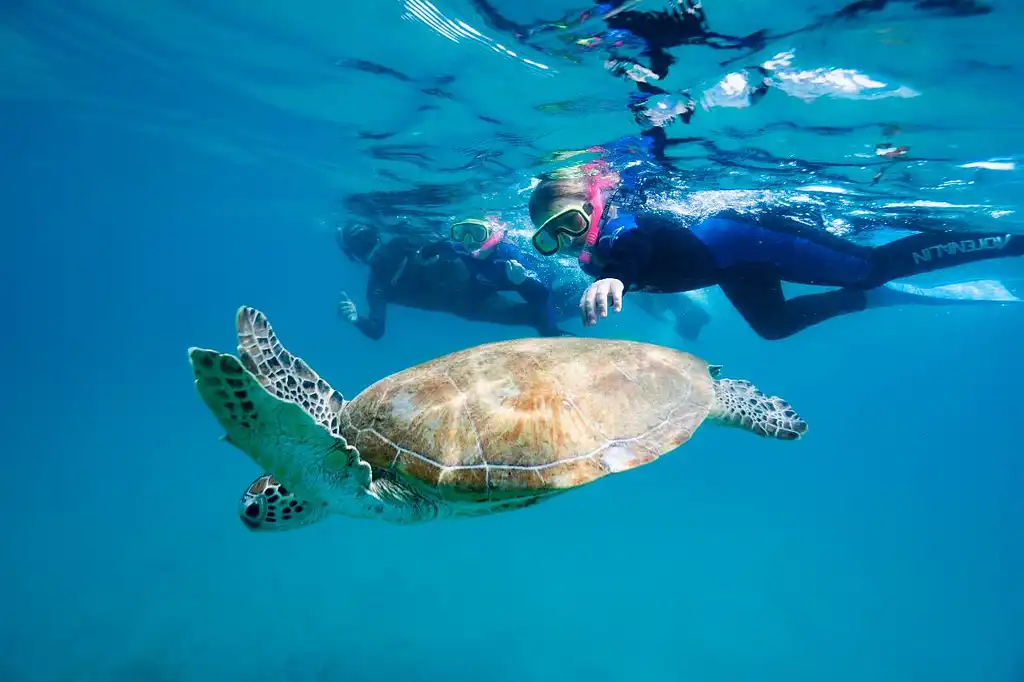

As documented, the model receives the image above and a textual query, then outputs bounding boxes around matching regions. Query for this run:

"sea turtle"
[189,306,807,529]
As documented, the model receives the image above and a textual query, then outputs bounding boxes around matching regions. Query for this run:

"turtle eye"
[244,502,260,519]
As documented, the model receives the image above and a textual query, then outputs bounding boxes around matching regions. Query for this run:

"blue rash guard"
[584,208,1022,340]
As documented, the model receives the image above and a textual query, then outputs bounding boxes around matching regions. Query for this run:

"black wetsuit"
[587,209,1023,340]
[352,236,564,340]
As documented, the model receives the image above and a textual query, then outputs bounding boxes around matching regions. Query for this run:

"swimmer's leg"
[721,266,1021,342]
[852,231,1024,307]
[871,231,1024,282]
[719,266,868,341]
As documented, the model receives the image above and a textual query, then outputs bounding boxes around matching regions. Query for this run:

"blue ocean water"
[3,1,1024,681]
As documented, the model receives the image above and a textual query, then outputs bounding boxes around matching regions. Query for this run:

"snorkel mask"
[451,216,506,259]
[531,160,619,265]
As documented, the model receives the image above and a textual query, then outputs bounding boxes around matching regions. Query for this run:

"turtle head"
[238,474,326,532]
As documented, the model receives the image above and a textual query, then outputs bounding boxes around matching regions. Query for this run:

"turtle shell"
[342,337,715,503]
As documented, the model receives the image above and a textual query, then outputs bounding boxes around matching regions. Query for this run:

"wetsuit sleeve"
[597,221,657,292]
[515,273,563,336]
[717,264,866,341]
[487,243,564,335]
[353,269,389,341]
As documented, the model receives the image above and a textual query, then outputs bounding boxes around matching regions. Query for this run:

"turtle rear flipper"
[708,378,808,441]
[188,346,371,505]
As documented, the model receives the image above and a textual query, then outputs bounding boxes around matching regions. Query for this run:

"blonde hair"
[528,175,589,228]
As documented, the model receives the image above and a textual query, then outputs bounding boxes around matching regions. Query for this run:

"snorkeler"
[526,172,1024,340]
[336,221,566,340]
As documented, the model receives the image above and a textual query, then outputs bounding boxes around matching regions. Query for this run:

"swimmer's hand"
[580,278,624,326]
[338,292,358,323]
[505,259,527,286]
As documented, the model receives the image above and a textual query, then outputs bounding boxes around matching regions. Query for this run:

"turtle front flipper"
[708,378,808,441]
[188,344,372,507]
[238,474,325,532]
[235,306,349,437]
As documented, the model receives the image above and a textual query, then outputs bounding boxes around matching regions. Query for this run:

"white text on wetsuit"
[912,235,1011,265]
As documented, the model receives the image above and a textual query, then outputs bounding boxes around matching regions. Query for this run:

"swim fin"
[870,279,1023,307]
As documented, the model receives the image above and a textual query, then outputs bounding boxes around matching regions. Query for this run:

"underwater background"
[4,1,1024,681]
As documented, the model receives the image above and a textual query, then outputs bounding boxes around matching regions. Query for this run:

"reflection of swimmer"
[526,0,767,128]
[527,173,1024,341]
[336,221,567,340]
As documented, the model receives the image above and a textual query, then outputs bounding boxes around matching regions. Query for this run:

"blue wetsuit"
[585,208,1023,339]
[420,239,564,336]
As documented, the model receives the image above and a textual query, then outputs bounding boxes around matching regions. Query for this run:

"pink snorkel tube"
[577,156,619,267]
[471,216,506,259]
